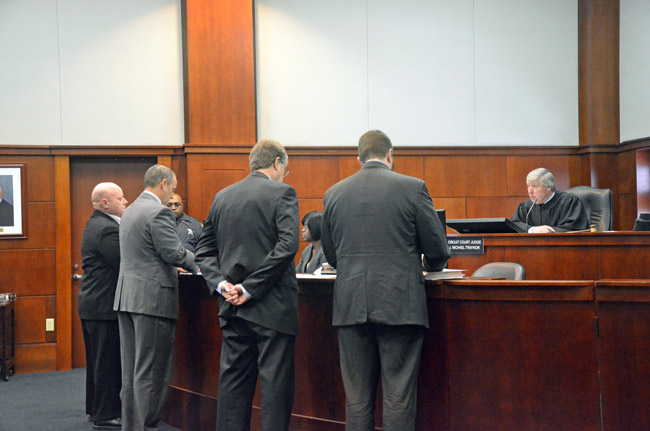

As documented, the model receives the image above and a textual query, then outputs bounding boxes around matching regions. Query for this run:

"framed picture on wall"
[0,164,26,238]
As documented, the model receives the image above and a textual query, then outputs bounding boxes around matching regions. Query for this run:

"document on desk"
[424,269,465,280]
[296,273,337,280]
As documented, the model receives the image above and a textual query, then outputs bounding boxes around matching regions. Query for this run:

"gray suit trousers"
[118,312,175,431]
[338,323,425,431]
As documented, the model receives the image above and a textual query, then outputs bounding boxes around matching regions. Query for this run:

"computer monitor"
[446,217,525,234]
[435,209,446,231]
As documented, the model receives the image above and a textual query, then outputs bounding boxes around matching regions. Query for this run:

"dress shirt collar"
[107,213,121,224]
[540,191,556,205]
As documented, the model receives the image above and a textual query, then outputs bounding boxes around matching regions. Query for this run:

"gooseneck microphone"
[525,197,538,232]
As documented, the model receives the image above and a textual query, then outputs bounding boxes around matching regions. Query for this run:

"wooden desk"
[165,276,610,431]
[448,231,650,279]
[596,279,650,431]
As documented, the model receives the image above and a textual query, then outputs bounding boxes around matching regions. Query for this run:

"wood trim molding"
[0,145,184,157]
[54,156,72,370]
[1,141,649,158]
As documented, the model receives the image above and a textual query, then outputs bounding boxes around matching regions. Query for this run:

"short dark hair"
[301,210,317,227]
[249,139,288,171]
[144,165,175,189]
[306,212,323,241]
[358,130,392,163]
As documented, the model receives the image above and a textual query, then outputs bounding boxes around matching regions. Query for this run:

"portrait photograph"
[0,164,25,237]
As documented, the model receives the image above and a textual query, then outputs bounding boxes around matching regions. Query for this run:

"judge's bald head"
[358,130,393,163]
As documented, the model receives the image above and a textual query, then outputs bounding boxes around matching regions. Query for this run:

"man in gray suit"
[321,130,451,431]
[195,139,300,431]
[113,165,198,431]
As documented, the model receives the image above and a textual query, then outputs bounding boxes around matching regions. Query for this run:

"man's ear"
[357,156,362,167]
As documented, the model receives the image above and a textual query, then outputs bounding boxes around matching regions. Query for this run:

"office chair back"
[566,186,613,231]
[471,262,526,280]
[633,213,650,231]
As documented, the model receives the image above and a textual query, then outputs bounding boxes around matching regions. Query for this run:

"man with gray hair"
[79,182,127,430]
[195,139,300,431]
[511,167,589,233]
[0,182,14,226]
[114,164,198,431]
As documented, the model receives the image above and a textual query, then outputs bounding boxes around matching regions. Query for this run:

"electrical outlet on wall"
[46,318,55,332]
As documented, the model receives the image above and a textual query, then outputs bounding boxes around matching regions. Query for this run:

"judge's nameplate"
[447,237,484,255]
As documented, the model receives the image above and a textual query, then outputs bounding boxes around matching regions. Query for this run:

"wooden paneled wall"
[185,145,641,262]
[0,142,644,375]
[1,0,644,375]
[0,154,57,372]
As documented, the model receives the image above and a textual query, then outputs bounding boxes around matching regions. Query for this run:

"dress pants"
[118,311,175,431]
[216,317,295,431]
[337,323,425,431]
[81,319,122,422]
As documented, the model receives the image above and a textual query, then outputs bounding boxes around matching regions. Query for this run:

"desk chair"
[471,262,526,280]
[566,186,613,231]
[633,213,650,231]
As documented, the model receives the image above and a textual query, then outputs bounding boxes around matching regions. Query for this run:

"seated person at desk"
[296,211,327,273]
[166,193,203,252]
[511,167,589,233]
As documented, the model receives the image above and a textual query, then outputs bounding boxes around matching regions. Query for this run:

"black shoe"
[93,418,121,430]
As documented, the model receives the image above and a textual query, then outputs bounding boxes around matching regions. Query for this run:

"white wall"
[255,0,578,147]
[620,0,650,143]
[0,0,184,146]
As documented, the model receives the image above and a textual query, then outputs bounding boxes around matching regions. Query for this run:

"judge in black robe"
[510,167,589,233]
[512,191,589,232]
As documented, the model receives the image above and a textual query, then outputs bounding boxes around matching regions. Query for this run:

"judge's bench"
[164,231,650,431]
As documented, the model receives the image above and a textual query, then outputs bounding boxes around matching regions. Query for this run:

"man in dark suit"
[79,182,128,430]
[321,130,451,431]
[195,139,300,431]
[0,183,14,226]
[113,165,198,431]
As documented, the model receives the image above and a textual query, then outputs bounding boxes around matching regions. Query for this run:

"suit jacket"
[0,199,14,226]
[321,162,451,328]
[296,244,327,273]
[79,210,121,320]
[113,192,197,320]
[195,171,300,336]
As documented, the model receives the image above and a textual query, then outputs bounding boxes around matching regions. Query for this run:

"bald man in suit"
[114,165,198,431]
[79,182,127,430]
[322,130,451,431]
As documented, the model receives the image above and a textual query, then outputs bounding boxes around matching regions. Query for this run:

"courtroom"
[1,1,650,431]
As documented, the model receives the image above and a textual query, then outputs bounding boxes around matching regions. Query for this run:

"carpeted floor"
[0,368,179,431]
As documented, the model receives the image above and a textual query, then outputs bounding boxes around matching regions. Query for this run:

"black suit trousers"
[217,317,295,431]
[81,319,122,422]
[337,323,425,431]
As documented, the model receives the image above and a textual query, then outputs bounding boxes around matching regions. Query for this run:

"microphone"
[525,197,538,232]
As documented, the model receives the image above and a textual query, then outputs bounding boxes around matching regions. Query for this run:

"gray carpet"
[0,368,180,431]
